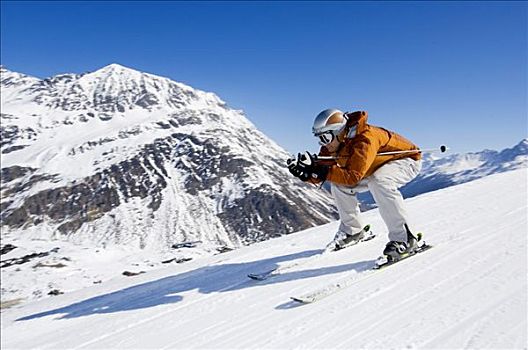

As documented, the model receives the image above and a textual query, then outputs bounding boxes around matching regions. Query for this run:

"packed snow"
[2,168,526,349]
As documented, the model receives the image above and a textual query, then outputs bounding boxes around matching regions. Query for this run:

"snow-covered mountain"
[402,138,528,198]
[0,64,336,251]
[1,63,525,253]
[355,139,528,207]
[2,169,526,349]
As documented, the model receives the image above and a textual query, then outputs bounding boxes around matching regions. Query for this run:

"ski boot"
[374,225,431,269]
[380,225,423,262]
[325,225,373,252]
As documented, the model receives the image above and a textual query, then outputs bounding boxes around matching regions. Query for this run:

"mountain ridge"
[1,64,337,251]
[401,138,528,199]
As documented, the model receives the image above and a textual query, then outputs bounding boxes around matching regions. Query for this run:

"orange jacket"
[312,111,421,187]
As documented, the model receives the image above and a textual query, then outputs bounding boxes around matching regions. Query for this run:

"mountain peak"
[0,66,27,77]
[96,63,139,75]
[103,63,131,70]
[85,63,146,82]
[501,138,528,154]
[0,66,40,89]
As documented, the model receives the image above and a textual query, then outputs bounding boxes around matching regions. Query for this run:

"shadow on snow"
[17,249,375,321]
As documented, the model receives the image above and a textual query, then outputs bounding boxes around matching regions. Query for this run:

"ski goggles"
[316,124,357,146]
[317,131,335,146]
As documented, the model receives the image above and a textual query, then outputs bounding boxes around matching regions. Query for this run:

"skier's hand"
[287,152,328,181]
[297,151,329,181]
[287,155,310,181]
[296,151,316,171]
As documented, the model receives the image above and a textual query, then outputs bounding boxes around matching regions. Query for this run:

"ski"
[290,243,433,304]
[248,226,375,281]
[374,243,432,269]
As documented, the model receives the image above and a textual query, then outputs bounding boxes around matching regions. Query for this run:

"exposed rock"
[216,247,234,254]
[47,289,64,296]
[33,262,67,268]
[122,271,145,277]
[0,244,17,255]
[161,257,193,264]
[171,241,201,249]
[1,251,51,268]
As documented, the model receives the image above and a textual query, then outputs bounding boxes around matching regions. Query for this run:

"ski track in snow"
[1,169,527,349]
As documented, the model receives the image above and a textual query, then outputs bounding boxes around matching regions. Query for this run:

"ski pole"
[316,145,448,161]
[377,145,448,156]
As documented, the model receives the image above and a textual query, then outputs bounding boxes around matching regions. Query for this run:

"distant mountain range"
[356,139,527,208]
[402,139,527,198]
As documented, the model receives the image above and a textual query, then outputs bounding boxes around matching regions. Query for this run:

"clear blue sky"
[2,1,526,154]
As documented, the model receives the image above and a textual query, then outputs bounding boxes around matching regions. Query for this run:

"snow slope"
[1,169,527,349]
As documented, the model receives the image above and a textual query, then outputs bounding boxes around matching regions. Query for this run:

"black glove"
[287,152,329,182]
[287,157,307,180]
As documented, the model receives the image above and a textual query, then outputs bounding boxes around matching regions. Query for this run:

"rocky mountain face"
[0,64,337,251]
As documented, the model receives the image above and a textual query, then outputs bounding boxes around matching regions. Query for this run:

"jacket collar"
[345,111,368,135]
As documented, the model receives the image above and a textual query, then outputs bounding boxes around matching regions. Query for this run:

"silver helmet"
[312,109,347,145]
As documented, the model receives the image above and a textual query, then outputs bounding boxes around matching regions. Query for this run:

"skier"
[288,109,422,260]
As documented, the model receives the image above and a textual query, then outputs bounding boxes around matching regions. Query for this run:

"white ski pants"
[331,158,422,242]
